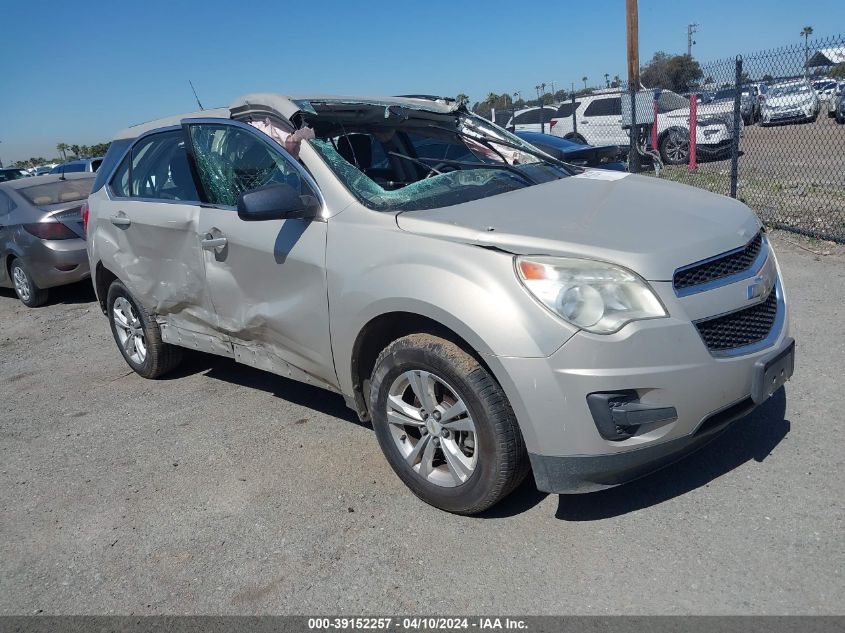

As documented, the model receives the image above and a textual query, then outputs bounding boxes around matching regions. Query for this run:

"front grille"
[695,289,778,352]
[674,231,763,292]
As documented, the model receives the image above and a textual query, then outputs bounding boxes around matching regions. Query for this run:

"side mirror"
[236,183,320,221]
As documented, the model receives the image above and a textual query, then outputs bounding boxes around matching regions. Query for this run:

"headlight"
[515,256,667,334]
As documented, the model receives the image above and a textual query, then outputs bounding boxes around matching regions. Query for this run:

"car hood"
[395,172,760,281]
[666,102,733,118]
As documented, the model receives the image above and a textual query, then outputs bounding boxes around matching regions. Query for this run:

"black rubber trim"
[530,398,759,494]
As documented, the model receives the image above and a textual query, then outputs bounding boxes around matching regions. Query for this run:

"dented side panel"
[94,197,219,334]
[196,207,337,389]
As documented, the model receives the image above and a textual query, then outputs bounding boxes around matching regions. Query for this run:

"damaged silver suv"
[86,93,793,514]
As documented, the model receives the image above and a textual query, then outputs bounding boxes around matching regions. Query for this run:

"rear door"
[184,120,336,389]
[100,129,217,334]
[579,97,626,145]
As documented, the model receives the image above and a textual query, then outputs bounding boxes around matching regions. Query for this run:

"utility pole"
[627,0,641,172]
[687,23,698,57]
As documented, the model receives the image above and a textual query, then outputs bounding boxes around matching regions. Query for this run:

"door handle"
[201,236,228,250]
[110,214,131,227]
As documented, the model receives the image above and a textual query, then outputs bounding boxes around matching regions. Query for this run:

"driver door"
[184,120,337,389]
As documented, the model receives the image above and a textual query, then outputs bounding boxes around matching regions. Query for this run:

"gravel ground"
[658,115,845,241]
[1,233,843,615]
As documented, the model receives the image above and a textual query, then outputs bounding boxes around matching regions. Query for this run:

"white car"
[812,79,838,105]
[506,106,560,134]
[760,81,820,126]
[507,90,738,165]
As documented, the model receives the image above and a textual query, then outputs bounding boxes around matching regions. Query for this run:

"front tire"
[659,129,690,165]
[369,334,529,514]
[106,280,182,379]
[10,258,48,307]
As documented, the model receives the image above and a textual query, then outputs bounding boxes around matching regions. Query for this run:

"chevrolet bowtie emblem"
[747,273,774,300]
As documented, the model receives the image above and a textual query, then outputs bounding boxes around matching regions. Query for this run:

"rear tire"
[10,258,48,308]
[564,133,588,145]
[106,280,182,379]
[369,334,529,515]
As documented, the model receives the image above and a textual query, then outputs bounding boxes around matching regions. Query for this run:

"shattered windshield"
[301,103,570,212]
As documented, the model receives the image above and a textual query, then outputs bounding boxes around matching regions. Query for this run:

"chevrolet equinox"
[85,93,794,514]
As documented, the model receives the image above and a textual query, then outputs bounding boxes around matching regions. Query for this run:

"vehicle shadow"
[482,388,789,520]
[553,388,789,521]
[160,350,790,520]
[0,280,96,306]
[168,352,364,426]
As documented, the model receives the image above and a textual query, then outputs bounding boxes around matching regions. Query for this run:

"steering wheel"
[424,162,457,179]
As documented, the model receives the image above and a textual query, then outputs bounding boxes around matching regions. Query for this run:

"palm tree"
[604,73,610,88]
[613,74,621,89]
[69,144,80,158]
[455,93,469,107]
[801,26,813,76]
[56,143,68,161]
[581,76,588,91]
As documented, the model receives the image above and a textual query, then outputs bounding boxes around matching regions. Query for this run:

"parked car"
[33,166,54,176]
[87,93,793,514]
[505,106,559,134]
[834,90,845,124]
[512,90,739,165]
[812,79,839,113]
[760,81,820,125]
[0,168,30,183]
[514,131,626,170]
[708,85,762,124]
[50,157,104,175]
[0,173,93,306]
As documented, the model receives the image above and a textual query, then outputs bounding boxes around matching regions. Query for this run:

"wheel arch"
[93,261,118,313]
[349,310,500,423]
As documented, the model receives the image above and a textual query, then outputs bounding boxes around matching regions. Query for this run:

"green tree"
[69,144,81,158]
[581,76,588,91]
[801,26,813,75]
[641,52,703,92]
[829,63,845,78]
[455,93,469,107]
[56,143,68,161]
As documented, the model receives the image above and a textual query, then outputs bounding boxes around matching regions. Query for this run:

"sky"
[1,0,843,163]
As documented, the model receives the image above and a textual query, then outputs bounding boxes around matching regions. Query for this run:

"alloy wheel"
[386,369,479,487]
[12,265,31,303]
[664,133,689,163]
[112,296,147,365]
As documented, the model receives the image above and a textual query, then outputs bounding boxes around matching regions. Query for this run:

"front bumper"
[485,253,791,494]
[762,109,815,124]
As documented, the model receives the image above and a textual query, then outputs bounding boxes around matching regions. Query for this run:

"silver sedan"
[0,173,93,307]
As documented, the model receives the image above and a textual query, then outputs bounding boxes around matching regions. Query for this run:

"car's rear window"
[18,178,94,206]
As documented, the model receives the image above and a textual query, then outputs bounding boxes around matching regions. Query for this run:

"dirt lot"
[1,233,844,615]
[659,113,845,241]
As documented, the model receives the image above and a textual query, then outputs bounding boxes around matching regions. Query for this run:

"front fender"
[327,206,576,395]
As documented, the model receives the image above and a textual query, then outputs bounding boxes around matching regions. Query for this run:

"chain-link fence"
[501,35,844,242]
[649,35,845,243]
